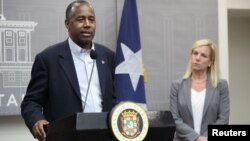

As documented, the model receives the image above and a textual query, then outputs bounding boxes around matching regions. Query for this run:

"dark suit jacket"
[170,77,230,141]
[21,39,116,131]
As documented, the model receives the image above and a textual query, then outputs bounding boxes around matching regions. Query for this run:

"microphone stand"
[82,50,97,112]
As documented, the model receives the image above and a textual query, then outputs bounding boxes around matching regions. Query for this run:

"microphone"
[90,49,98,59]
[82,49,98,112]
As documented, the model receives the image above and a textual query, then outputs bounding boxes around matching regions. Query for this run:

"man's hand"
[32,119,49,141]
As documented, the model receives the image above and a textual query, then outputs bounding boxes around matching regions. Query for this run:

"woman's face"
[191,45,212,72]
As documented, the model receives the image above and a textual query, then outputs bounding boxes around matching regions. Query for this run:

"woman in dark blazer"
[170,39,230,141]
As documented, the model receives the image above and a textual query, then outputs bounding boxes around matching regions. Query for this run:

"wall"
[217,0,250,124]
[226,0,250,124]
[134,0,218,110]
[228,14,250,124]
[0,116,35,141]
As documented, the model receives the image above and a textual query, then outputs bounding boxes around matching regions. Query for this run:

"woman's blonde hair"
[183,39,219,87]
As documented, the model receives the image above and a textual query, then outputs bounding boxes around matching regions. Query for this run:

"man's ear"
[65,20,69,30]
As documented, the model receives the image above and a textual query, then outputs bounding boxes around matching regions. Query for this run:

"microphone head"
[90,49,98,59]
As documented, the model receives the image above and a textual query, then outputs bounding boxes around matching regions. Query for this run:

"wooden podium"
[45,111,175,141]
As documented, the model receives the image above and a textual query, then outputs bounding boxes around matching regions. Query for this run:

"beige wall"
[0,116,35,141]
[219,0,250,124]
[228,0,250,9]
[218,0,229,80]
[228,14,250,124]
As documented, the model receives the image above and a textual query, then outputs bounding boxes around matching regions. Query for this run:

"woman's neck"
[191,72,207,83]
[191,72,207,92]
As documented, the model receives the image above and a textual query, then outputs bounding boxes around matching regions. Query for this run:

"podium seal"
[110,101,149,141]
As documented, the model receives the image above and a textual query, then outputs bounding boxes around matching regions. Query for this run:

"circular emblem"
[110,101,149,141]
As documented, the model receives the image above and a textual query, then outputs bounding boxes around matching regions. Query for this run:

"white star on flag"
[115,42,143,91]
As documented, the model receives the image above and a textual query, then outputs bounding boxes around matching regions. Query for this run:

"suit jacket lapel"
[58,40,81,99]
[94,44,106,96]
[203,78,215,116]
[183,78,193,118]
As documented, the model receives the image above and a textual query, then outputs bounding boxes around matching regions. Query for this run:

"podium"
[45,111,175,141]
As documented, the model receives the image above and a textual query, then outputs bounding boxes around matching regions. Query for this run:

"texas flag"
[114,0,147,109]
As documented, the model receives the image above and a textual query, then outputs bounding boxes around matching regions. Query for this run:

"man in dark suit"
[21,1,116,141]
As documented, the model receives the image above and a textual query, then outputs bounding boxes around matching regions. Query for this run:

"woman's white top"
[191,88,206,134]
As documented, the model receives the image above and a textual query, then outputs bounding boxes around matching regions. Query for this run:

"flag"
[114,0,147,109]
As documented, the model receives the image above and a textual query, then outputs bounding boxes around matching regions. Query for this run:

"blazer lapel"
[94,45,107,96]
[202,78,215,116]
[183,78,193,118]
[58,41,81,99]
